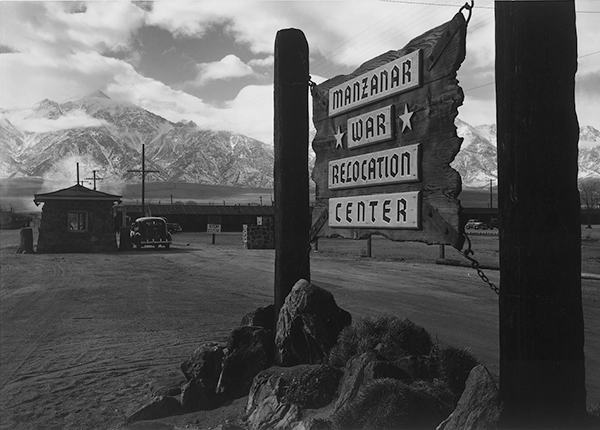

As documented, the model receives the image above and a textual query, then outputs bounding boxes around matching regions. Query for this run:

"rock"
[217,326,274,399]
[246,364,342,425]
[180,343,224,382]
[291,417,332,430]
[126,396,182,424]
[246,395,301,430]
[181,378,223,412]
[438,364,502,430]
[242,304,275,331]
[334,351,410,412]
[275,280,351,366]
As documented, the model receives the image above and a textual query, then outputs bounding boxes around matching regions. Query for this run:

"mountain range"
[1,92,599,190]
[0,91,273,188]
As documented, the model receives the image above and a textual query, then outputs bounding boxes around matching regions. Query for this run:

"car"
[167,222,182,233]
[465,219,485,230]
[130,217,172,249]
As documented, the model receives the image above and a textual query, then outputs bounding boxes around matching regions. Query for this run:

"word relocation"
[329,144,421,190]
[329,191,421,229]
[329,49,422,116]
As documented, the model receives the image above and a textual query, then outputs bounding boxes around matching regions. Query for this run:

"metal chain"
[458,233,500,295]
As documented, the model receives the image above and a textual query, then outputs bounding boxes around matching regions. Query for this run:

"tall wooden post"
[273,28,311,319]
[496,1,586,427]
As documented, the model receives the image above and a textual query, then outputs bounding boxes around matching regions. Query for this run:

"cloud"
[189,54,256,87]
[9,109,110,133]
[248,56,274,68]
[0,2,145,56]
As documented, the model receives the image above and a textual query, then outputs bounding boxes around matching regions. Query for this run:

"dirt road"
[1,231,599,429]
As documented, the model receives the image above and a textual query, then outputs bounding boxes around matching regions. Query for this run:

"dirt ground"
[1,229,599,430]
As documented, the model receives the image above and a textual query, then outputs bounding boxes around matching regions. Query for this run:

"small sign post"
[207,216,222,245]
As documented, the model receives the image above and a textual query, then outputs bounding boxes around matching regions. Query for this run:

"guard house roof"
[123,204,274,216]
[34,184,122,205]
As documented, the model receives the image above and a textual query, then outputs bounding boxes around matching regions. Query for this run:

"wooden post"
[438,244,445,260]
[496,1,586,427]
[366,236,372,258]
[274,28,311,319]
[212,233,216,245]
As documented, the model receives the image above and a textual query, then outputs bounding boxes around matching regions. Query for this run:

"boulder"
[246,364,342,430]
[180,343,224,382]
[217,326,274,399]
[246,395,300,430]
[334,351,410,412]
[291,418,332,430]
[275,280,351,366]
[126,396,182,424]
[438,364,502,430]
[181,378,223,412]
[242,305,275,330]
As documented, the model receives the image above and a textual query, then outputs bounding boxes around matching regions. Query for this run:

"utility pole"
[85,170,104,190]
[273,28,311,322]
[127,144,159,217]
[496,1,586,428]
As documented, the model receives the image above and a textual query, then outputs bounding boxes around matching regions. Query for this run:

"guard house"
[34,184,122,253]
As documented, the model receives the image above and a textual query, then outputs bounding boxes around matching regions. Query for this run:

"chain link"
[458,233,500,295]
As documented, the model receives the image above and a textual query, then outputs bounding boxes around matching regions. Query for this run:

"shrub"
[432,345,479,400]
[331,378,453,430]
[327,315,433,368]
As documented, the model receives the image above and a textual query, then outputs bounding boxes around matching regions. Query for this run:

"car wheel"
[165,244,170,249]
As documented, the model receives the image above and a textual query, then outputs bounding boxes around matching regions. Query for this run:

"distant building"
[34,184,122,253]
[120,203,275,232]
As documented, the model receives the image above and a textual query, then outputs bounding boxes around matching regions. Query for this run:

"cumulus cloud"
[189,54,256,87]
[9,109,109,133]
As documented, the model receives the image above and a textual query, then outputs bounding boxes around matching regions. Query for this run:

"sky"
[0,0,599,145]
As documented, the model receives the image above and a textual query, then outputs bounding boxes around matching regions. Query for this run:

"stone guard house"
[34,184,122,253]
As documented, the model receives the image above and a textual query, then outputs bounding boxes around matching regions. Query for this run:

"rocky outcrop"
[246,365,343,430]
[437,365,502,430]
[334,351,410,412]
[275,280,351,366]
[217,326,274,399]
[241,304,275,331]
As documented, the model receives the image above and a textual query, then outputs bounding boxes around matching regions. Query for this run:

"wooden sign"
[329,144,420,190]
[311,12,467,248]
[329,50,421,116]
[207,224,221,234]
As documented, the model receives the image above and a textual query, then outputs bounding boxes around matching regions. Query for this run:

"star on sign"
[334,126,345,149]
[399,104,414,132]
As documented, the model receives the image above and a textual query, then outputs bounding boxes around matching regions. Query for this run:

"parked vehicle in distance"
[167,223,182,233]
[465,219,485,230]
[130,217,172,249]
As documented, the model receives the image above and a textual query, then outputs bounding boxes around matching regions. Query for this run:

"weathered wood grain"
[311,13,467,248]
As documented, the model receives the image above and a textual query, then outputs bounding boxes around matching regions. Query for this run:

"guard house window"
[68,211,88,231]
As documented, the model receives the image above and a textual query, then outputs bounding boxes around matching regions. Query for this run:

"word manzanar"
[328,49,422,116]
[329,191,421,229]
[329,144,420,190]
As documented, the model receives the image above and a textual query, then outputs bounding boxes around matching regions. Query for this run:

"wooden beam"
[273,28,311,320]
[495,1,586,427]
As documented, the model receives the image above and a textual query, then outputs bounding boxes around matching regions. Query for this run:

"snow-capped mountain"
[452,119,600,188]
[0,92,274,188]
[0,93,598,189]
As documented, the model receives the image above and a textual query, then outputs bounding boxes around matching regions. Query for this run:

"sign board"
[311,12,467,248]
[207,224,221,234]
